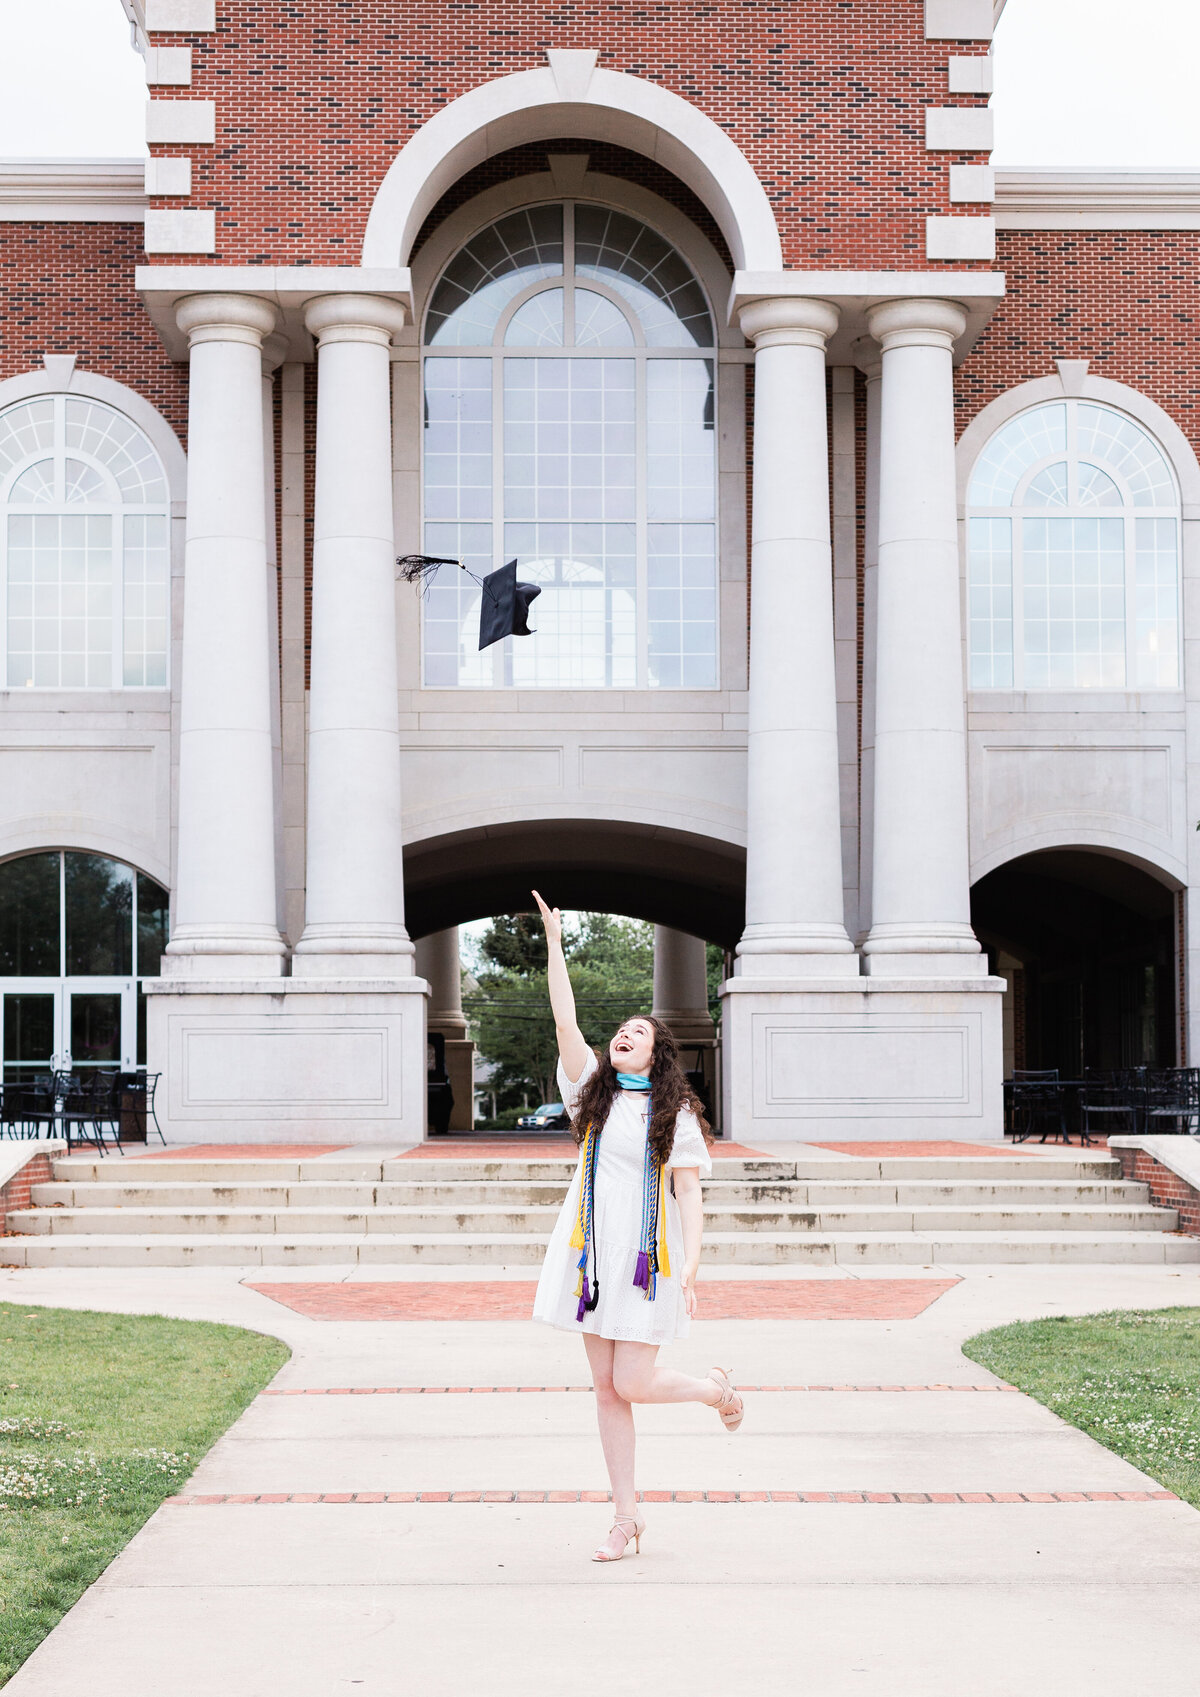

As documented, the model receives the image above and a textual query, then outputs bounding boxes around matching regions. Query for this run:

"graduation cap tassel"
[395,553,461,587]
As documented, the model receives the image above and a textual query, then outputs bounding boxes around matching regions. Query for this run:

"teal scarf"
[616,1072,651,1091]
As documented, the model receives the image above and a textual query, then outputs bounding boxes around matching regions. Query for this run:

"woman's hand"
[681,1265,699,1319]
[532,889,563,950]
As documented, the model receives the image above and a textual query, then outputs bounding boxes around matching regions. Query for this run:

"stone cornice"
[0,159,146,222]
[995,170,1200,230]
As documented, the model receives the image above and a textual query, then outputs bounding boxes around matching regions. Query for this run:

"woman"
[530,890,745,1563]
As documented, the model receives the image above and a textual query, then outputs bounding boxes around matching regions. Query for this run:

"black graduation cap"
[477,558,541,651]
[396,553,541,652]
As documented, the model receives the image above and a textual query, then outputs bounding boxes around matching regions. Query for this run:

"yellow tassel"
[569,1126,590,1249]
[657,1165,671,1278]
[574,1269,584,1298]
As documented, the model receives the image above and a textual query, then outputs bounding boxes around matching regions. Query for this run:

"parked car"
[516,1101,570,1130]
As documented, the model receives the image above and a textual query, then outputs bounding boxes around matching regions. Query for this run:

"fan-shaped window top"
[967,397,1181,690]
[0,395,171,689]
[422,201,719,690]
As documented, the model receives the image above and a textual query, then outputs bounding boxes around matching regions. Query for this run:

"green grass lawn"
[0,1302,289,1685]
[964,1307,1200,1507]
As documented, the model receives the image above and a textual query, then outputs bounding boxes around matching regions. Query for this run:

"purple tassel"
[576,1294,587,1323]
[633,1251,650,1291]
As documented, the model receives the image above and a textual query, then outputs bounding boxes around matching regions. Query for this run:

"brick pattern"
[259,1382,1017,1394]
[0,223,188,440]
[956,231,1200,468]
[246,1277,959,1321]
[1112,1146,1200,1236]
[145,2,992,270]
[0,1149,54,1236]
[164,1488,1178,1505]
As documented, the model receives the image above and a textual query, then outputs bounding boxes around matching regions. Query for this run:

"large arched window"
[421,202,718,688]
[0,396,170,689]
[967,399,1180,689]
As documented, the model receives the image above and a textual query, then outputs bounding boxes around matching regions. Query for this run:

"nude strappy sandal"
[592,1514,646,1561]
[708,1366,745,1432]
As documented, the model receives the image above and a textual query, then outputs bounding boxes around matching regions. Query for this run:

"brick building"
[0,0,1195,1141]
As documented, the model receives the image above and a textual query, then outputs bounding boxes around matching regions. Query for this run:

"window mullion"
[112,506,124,688]
[492,351,506,686]
[635,354,648,690]
[1124,509,1136,690]
[1011,507,1025,690]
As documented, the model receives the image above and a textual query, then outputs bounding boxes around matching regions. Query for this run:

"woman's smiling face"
[609,1017,655,1077]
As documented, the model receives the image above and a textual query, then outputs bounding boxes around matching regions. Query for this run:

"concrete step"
[0,1229,1195,1268]
[7,1201,1178,1237]
[50,1152,1122,1185]
[31,1176,1151,1209]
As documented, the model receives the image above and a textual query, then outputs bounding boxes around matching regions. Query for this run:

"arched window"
[422,203,718,688]
[0,396,170,689]
[0,850,169,1075]
[967,398,1180,689]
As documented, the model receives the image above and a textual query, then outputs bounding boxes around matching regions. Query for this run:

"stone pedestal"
[720,974,1005,1141]
[145,977,430,1143]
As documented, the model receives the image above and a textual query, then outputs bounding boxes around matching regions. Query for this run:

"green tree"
[465,910,658,1112]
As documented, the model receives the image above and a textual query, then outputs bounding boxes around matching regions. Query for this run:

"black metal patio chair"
[1080,1067,1145,1145]
[1141,1068,1200,1136]
[1007,1070,1070,1144]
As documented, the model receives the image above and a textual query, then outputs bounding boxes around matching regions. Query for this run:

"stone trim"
[995,171,1200,230]
[925,0,995,39]
[0,160,145,222]
[1110,1136,1200,1235]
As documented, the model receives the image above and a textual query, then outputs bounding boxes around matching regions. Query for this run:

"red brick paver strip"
[260,1380,1012,1395]
[161,1490,1179,1506]
[246,1277,959,1322]
[394,1140,767,1160]
[812,1141,1024,1157]
[130,1144,347,1159]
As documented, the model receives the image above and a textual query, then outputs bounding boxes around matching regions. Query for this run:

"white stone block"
[145,99,215,145]
[925,0,994,39]
[144,157,193,196]
[145,45,193,84]
[145,0,216,30]
[143,208,216,254]
[925,107,995,151]
[925,216,997,259]
[949,164,996,203]
[948,53,994,93]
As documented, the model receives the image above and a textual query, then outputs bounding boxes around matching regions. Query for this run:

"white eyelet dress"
[532,1051,712,1345]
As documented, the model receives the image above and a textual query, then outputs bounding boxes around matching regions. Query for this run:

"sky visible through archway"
[0,1,1196,168]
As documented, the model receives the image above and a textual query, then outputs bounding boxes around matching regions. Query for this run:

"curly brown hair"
[570,1015,712,1165]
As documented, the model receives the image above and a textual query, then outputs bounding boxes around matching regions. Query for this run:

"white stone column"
[856,352,882,942]
[735,297,856,975]
[261,337,287,943]
[652,926,715,1044]
[415,926,475,1132]
[863,299,982,973]
[165,293,286,975]
[292,293,414,975]
[415,927,468,1037]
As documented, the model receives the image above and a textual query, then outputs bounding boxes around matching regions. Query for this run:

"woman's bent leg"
[583,1333,638,1519]
[611,1339,723,1407]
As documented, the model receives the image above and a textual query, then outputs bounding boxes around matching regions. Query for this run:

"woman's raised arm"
[532,890,590,1084]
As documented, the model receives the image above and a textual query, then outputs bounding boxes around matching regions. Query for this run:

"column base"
[145,976,430,1143]
[163,929,287,979]
[863,951,990,978]
[292,926,416,978]
[720,973,1004,1142]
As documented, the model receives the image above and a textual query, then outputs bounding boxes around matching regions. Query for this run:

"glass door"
[2,986,61,1083]
[67,981,135,1074]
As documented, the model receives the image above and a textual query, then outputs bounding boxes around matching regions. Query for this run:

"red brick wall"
[1113,1146,1200,1236]
[0,1149,54,1236]
[956,230,1200,467]
[0,222,189,443]
[147,1,992,270]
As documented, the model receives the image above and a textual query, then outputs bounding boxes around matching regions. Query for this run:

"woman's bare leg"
[611,1339,723,1406]
[583,1333,640,1554]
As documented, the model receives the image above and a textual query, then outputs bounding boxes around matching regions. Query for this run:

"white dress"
[532,1051,712,1345]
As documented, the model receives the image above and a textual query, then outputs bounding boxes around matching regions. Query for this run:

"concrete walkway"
[4,1257,1200,1694]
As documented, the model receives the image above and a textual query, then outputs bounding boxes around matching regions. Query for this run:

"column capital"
[866,297,968,353]
[261,331,290,375]
[303,292,408,347]
[738,295,840,351]
[850,336,882,382]
[175,291,279,348]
